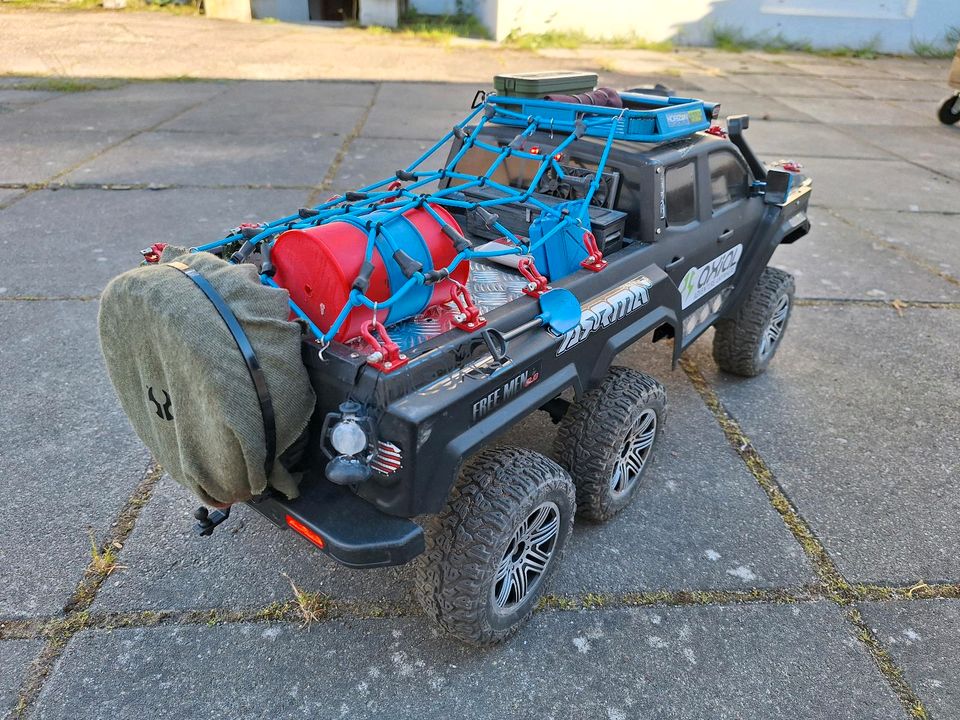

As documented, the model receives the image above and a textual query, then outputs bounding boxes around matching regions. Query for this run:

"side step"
[247,473,425,569]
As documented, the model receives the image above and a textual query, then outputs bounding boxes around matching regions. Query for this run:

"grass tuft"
[910,26,960,58]
[88,533,124,577]
[360,10,490,43]
[283,574,329,628]
[709,24,882,58]
[12,77,127,93]
[503,30,672,52]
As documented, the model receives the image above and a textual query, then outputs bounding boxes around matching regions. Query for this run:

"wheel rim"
[758,293,790,360]
[492,501,560,610]
[610,408,658,496]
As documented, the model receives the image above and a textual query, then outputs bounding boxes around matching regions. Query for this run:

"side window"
[709,151,749,210]
[664,162,697,226]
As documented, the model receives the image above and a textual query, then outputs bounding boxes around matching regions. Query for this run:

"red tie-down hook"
[449,280,487,332]
[360,318,409,372]
[517,257,550,298]
[140,242,168,264]
[580,231,608,272]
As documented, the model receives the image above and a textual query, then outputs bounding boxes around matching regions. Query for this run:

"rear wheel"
[415,446,575,646]
[938,94,960,125]
[713,266,795,377]
[555,367,666,522]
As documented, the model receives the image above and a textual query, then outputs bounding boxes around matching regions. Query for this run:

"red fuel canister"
[271,204,469,342]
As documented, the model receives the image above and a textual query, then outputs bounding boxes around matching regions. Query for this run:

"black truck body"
[245,115,812,569]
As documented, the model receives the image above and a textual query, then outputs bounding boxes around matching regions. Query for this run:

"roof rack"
[486,92,717,143]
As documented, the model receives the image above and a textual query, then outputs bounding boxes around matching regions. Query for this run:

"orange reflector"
[285,514,325,549]
[529,145,540,154]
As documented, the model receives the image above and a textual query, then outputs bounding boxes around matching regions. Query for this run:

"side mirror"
[764,169,794,204]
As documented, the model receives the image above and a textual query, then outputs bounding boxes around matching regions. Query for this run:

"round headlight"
[330,420,368,457]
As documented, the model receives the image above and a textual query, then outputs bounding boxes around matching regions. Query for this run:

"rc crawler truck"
[99,72,812,645]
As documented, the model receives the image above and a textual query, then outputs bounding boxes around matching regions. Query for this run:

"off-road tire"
[713,266,795,377]
[415,446,576,646]
[554,367,666,522]
[938,94,960,125]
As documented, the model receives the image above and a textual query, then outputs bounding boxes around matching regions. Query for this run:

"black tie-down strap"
[167,261,277,478]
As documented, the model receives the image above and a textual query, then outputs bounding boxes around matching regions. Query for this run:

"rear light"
[529,145,541,155]
[370,440,403,475]
[286,514,325,549]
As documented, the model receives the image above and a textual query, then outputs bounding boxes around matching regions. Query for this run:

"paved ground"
[1,21,959,720]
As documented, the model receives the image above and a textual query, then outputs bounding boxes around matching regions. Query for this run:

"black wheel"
[713,266,795,377]
[554,367,666,522]
[415,446,575,645]
[938,94,960,125]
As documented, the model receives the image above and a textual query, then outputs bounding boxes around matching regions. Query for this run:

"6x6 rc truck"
[99,73,812,645]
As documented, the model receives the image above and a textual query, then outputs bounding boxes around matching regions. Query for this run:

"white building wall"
[435,0,960,54]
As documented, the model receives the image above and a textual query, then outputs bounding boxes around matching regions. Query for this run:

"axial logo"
[557,275,653,355]
[471,361,542,423]
[679,244,742,309]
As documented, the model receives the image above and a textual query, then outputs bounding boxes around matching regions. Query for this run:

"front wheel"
[938,94,960,125]
[713,266,795,377]
[415,446,576,646]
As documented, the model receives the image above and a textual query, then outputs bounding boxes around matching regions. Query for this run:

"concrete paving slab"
[796,157,960,212]
[546,341,812,593]
[779,61,897,80]
[774,96,930,126]
[770,207,960,302]
[333,137,449,191]
[867,57,953,82]
[0,301,151,618]
[0,189,24,207]
[744,120,892,160]
[0,131,126,185]
[0,89,60,106]
[0,86,219,135]
[834,78,948,102]
[362,105,470,140]
[830,124,960,181]
[673,73,764,96]
[1,640,40,716]
[711,92,818,122]
[62,131,340,187]
[681,52,808,78]
[0,187,308,297]
[831,208,960,278]
[375,82,488,110]
[158,82,371,136]
[717,73,864,99]
[33,604,903,720]
[862,600,960,719]
[690,305,960,584]
[91,475,413,613]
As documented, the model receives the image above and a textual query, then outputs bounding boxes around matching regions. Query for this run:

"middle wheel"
[555,366,666,521]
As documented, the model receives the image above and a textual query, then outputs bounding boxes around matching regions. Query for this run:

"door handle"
[664,256,685,270]
[718,229,734,242]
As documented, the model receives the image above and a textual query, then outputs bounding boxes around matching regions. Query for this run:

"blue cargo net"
[189,93,708,347]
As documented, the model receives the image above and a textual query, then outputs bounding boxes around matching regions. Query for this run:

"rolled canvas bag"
[98,249,315,507]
